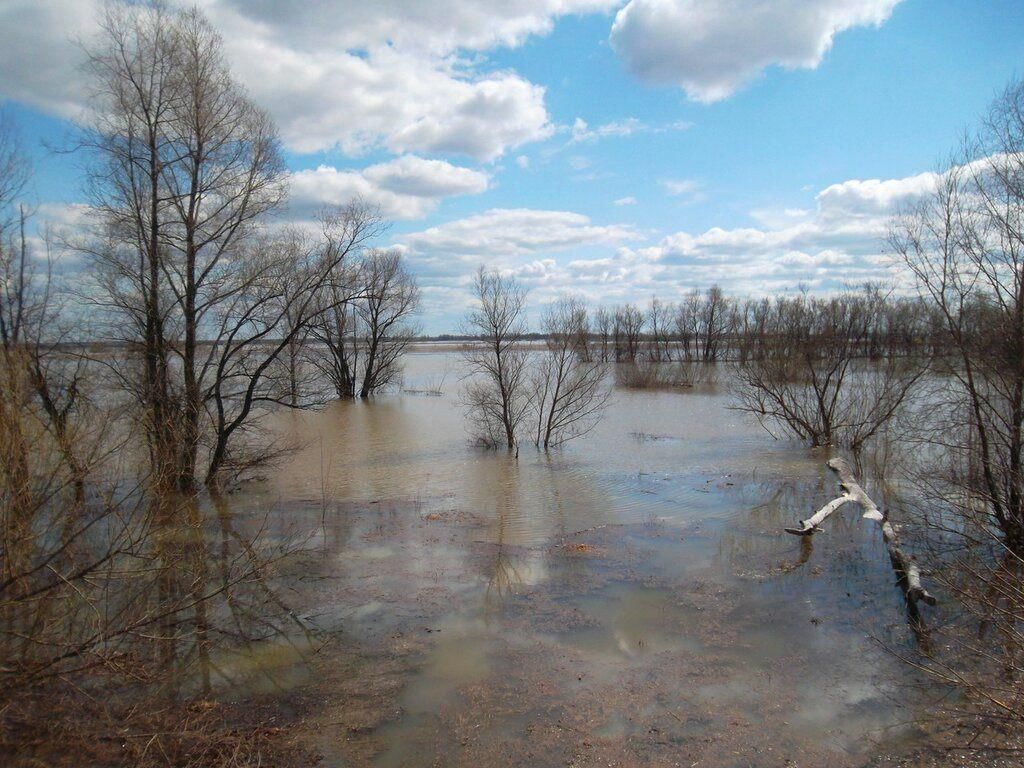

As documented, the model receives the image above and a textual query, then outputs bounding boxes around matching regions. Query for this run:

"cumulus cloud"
[399,208,638,262]
[610,0,903,102]
[235,46,552,160]
[0,1,100,118]
[0,0,619,159]
[203,0,617,56]
[288,156,489,220]
[390,165,942,322]
[567,166,938,297]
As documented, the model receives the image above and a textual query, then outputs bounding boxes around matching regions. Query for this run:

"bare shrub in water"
[356,248,420,398]
[462,267,531,450]
[732,288,927,451]
[530,297,609,449]
[308,244,420,401]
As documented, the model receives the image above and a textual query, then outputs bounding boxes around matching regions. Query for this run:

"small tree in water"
[462,267,531,450]
[731,288,927,452]
[531,297,609,449]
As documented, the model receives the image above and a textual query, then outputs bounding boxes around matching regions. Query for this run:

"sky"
[1,0,1022,333]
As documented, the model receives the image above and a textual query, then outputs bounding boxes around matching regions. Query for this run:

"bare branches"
[462,267,531,450]
[731,288,928,451]
[356,249,419,398]
[891,77,1024,553]
[81,5,393,490]
[531,297,609,449]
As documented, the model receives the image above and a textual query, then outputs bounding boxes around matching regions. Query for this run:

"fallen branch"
[786,457,937,607]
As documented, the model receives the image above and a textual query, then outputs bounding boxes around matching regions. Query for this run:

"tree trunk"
[785,458,936,607]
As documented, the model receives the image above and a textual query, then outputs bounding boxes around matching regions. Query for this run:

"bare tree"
[698,285,733,362]
[310,258,361,400]
[732,290,926,451]
[204,203,381,484]
[82,5,386,490]
[531,297,609,448]
[613,303,644,362]
[594,306,612,362]
[891,78,1024,554]
[83,1,182,493]
[462,267,530,450]
[356,249,419,398]
[675,289,700,361]
[646,297,673,362]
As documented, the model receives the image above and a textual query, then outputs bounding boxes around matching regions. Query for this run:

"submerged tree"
[891,78,1024,554]
[462,267,531,450]
[356,249,420,398]
[83,4,384,489]
[732,289,926,451]
[531,297,609,449]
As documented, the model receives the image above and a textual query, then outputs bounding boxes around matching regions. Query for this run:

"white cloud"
[202,0,617,56]
[0,0,620,160]
[516,155,531,169]
[571,116,642,142]
[660,178,704,201]
[393,209,641,317]
[398,208,638,263]
[815,171,938,219]
[610,0,903,102]
[288,156,489,220]
[391,166,943,320]
[567,166,938,297]
[241,47,553,160]
[0,1,100,119]
[614,196,638,206]
[568,116,692,143]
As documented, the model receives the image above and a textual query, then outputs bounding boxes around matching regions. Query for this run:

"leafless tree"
[83,4,384,489]
[732,290,927,451]
[310,259,361,400]
[594,306,612,362]
[675,289,700,361]
[462,267,531,450]
[613,303,644,362]
[646,297,673,362]
[83,1,183,494]
[203,203,381,485]
[891,78,1024,554]
[698,285,733,362]
[356,249,419,398]
[0,117,92,506]
[531,297,609,449]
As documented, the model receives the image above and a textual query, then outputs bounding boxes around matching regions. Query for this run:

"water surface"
[225,348,931,766]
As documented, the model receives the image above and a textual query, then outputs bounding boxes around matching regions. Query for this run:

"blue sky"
[1,0,1022,332]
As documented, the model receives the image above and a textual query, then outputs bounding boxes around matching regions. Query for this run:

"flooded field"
[222,348,935,767]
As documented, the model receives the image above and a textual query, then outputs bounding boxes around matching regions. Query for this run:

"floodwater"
[223,347,935,767]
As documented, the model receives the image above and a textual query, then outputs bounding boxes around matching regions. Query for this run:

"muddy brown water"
[218,349,936,767]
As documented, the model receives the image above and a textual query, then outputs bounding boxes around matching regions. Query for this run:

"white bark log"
[786,457,937,607]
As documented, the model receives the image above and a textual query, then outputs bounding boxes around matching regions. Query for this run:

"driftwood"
[786,457,937,607]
